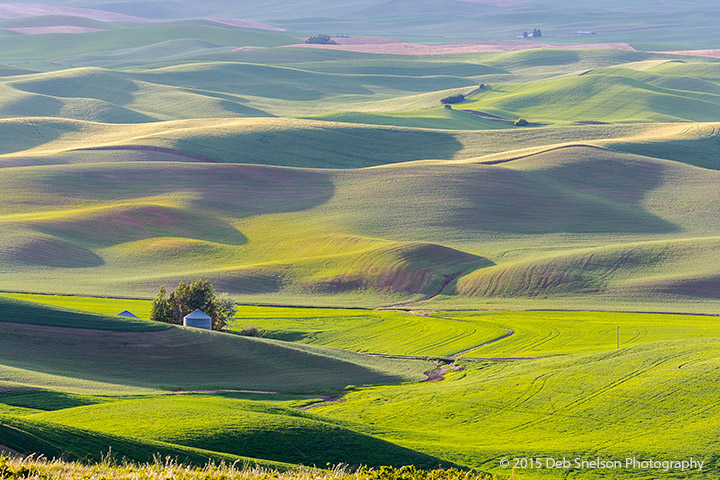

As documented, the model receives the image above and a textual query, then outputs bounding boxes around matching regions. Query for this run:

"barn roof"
[184,309,211,320]
[117,310,139,318]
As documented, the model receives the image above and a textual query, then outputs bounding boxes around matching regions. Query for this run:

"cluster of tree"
[514,118,529,126]
[150,279,236,331]
[522,28,542,38]
[306,34,338,45]
[440,93,466,105]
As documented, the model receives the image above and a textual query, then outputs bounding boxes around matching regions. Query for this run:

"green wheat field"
[1,0,720,479]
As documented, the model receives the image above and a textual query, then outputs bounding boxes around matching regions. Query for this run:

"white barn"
[183,309,212,330]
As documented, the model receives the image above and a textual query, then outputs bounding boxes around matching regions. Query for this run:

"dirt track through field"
[0,444,25,457]
[451,328,516,356]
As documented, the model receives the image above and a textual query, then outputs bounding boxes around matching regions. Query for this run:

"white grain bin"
[183,309,212,330]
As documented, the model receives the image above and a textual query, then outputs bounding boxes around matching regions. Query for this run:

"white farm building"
[183,309,212,330]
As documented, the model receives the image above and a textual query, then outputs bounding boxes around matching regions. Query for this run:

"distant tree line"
[150,279,236,331]
[521,28,542,38]
[441,93,466,105]
[306,34,338,45]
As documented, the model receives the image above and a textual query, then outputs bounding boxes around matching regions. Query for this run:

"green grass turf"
[313,339,720,478]
[31,395,448,468]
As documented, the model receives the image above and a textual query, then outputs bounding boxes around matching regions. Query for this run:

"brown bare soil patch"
[658,49,720,59]
[318,37,405,45]
[231,46,268,52]
[0,444,25,457]
[284,41,636,56]
[423,365,448,382]
[298,393,346,411]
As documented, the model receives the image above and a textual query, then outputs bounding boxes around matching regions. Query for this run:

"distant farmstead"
[183,309,212,330]
[117,310,139,318]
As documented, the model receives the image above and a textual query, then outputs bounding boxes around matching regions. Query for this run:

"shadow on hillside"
[0,325,424,395]
[341,149,679,236]
[612,135,720,170]
[0,118,75,155]
[0,390,100,411]
[173,126,466,168]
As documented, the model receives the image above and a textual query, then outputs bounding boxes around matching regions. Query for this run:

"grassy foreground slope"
[314,339,720,478]
[0,299,444,468]
[0,414,294,469]
[30,395,447,468]
[0,457,500,480]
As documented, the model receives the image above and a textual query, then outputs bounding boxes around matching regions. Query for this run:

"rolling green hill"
[30,395,447,468]
[0,24,296,61]
[5,293,720,359]
[0,297,431,394]
[3,137,720,309]
[459,62,720,123]
[2,6,720,478]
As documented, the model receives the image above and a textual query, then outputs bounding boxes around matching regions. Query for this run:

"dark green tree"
[150,285,173,324]
[151,279,234,331]
[440,93,465,105]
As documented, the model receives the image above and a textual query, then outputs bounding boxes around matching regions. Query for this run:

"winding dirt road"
[451,328,515,357]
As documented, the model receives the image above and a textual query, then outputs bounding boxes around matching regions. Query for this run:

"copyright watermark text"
[499,457,704,473]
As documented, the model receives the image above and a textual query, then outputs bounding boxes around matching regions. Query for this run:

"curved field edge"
[3,294,719,359]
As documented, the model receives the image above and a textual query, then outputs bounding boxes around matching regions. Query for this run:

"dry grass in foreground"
[0,456,508,480]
